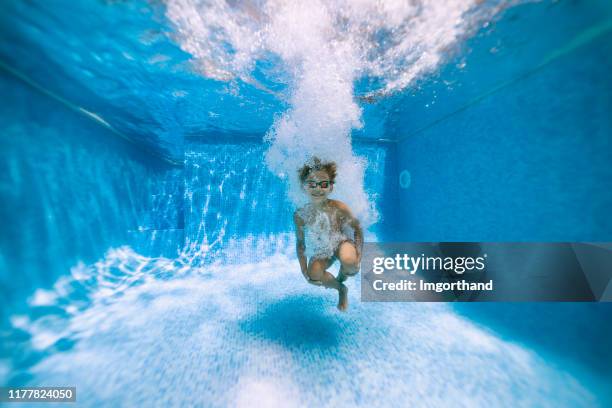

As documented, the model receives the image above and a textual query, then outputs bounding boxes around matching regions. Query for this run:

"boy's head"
[298,157,336,203]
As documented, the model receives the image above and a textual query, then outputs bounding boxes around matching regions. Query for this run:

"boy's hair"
[298,157,337,183]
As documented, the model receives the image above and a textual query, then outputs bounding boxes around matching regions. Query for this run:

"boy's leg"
[307,258,348,310]
[336,241,360,282]
[307,258,341,289]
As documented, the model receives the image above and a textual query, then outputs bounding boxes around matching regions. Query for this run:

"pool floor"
[4,246,608,407]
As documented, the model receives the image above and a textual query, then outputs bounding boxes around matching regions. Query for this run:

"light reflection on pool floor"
[2,246,607,407]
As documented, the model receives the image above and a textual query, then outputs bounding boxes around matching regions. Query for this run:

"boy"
[293,157,363,311]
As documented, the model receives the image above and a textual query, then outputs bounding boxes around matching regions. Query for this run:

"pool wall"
[0,71,183,312]
[394,1,612,241]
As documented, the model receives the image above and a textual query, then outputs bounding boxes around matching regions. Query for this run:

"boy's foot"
[337,284,348,311]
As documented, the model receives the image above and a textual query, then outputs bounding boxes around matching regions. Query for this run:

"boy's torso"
[298,201,346,232]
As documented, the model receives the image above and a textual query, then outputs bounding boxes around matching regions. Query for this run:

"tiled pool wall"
[394,1,612,241]
[0,71,183,312]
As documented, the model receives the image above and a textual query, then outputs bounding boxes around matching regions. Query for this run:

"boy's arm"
[351,217,363,262]
[293,211,309,279]
[350,214,364,262]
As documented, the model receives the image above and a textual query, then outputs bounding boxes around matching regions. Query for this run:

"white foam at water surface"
[166,0,524,226]
[165,0,517,95]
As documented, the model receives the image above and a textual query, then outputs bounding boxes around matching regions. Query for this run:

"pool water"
[1,0,612,407]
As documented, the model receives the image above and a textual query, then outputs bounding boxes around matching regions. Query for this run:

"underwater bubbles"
[166,0,517,225]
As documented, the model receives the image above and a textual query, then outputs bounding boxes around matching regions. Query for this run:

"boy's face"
[303,170,333,204]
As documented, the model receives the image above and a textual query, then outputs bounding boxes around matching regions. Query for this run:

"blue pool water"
[1,0,612,406]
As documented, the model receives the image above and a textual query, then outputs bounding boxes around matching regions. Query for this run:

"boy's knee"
[338,241,357,264]
[340,255,359,268]
[307,259,326,281]
[338,244,359,267]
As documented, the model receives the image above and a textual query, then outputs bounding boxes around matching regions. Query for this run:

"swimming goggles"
[305,180,333,189]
